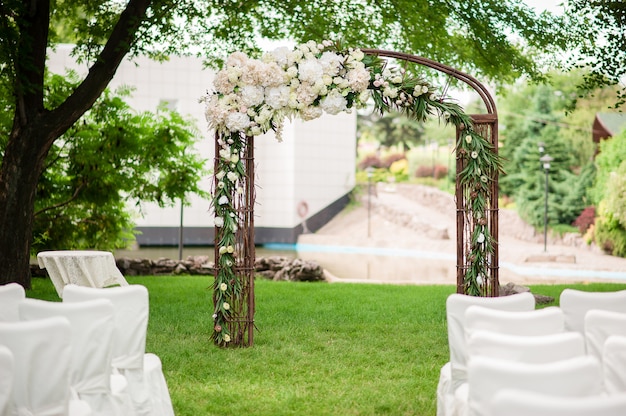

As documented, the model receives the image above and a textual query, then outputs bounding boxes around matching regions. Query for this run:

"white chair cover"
[584,309,626,361]
[0,283,25,322]
[19,298,128,416]
[467,330,586,364]
[559,288,626,333]
[453,331,587,416]
[436,292,535,416]
[464,305,565,340]
[143,353,174,416]
[491,389,626,416]
[603,335,626,394]
[0,344,14,416]
[466,355,604,416]
[0,316,92,416]
[63,284,174,416]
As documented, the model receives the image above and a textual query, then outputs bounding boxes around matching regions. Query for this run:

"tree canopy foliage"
[26,73,206,252]
[0,0,589,287]
[564,1,626,108]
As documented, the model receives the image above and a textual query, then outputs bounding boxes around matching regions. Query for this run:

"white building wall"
[46,45,356,237]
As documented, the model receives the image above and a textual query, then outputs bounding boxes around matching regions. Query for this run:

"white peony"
[225,51,248,68]
[240,85,265,107]
[320,90,348,115]
[299,106,323,121]
[319,51,343,77]
[298,58,324,84]
[347,67,371,92]
[270,46,291,68]
[265,85,291,109]
[225,112,251,132]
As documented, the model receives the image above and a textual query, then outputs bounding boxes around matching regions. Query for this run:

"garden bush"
[381,152,407,169]
[572,206,596,234]
[594,208,626,257]
[358,154,383,170]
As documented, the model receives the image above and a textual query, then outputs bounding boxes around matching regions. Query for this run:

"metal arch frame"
[361,49,500,296]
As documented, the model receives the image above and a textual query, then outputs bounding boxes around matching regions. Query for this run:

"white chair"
[436,292,535,416]
[467,330,586,364]
[0,316,91,416]
[0,345,14,416]
[19,297,128,416]
[584,309,626,362]
[0,283,25,321]
[603,335,626,394]
[63,284,174,416]
[559,288,626,333]
[464,305,565,339]
[491,389,626,416]
[466,355,604,416]
[453,330,587,416]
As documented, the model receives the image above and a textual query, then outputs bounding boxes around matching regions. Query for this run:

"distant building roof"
[593,112,626,143]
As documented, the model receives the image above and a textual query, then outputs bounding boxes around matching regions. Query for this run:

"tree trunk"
[0,125,50,288]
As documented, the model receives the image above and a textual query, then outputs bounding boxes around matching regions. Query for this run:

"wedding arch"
[204,40,501,347]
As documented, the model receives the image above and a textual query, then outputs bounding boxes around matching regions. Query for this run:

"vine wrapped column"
[212,133,256,347]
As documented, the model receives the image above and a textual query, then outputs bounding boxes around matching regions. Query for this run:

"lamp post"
[539,153,553,252]
[366,167,373,238]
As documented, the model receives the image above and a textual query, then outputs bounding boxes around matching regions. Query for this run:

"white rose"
[214,216,224,227]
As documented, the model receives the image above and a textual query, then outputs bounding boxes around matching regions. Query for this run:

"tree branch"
[34,182,85,217]
[42,0,152,145]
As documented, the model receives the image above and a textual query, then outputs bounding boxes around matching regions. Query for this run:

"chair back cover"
[467,355,603,416]
[62,284,156,416]
[467,330,586,364]
[0,344,14,416]
[446,292,535,390]
[584,309,626,361]
[464,305,565,340]
[560,289,626,333]
[19,297,125,415]
[604,335,626,394]
[0,283,26,322]
[0,316,72,415]
[491,388,626,416]
[63,284,149,371]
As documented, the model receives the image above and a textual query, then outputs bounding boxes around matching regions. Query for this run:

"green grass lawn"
[26,276,626,416]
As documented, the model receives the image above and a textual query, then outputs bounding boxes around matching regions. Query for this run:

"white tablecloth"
[37,250,128,297]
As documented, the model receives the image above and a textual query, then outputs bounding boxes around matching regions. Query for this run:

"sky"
[523,0,565,14]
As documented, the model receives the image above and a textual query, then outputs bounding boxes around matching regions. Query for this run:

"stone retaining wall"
[31,255,326,282]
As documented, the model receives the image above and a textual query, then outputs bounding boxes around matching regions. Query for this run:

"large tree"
[0,0,566,287]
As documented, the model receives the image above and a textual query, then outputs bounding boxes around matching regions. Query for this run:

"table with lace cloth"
[37,250,128,297]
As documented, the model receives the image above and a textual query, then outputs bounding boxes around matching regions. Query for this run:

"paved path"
[297,184,626,286]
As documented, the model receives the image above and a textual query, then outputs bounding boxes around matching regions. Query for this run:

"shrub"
[572,206,596,234]
[389,159,409,182]
[414,164,448,179]
[381,153,406,169]
[594,209,626,257]
[433,165,448,180]
[358,154,382,170]
[415,165,434,178]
